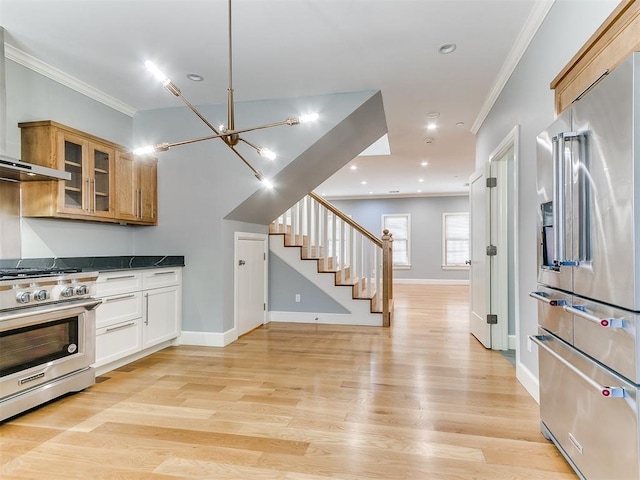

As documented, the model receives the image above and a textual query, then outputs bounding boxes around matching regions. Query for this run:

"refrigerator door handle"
[530,335,625,398]
[529,291,568,307]
[562,305,625,328]
[553,131,580,267]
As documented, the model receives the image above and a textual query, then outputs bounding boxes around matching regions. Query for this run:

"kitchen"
[0,0,637,478]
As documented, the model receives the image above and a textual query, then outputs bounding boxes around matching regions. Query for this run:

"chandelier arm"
[229,145,261,177]
[174,91,223,135]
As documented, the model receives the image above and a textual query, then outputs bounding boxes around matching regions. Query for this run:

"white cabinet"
[94,267,182,373]
[142,268,182,348]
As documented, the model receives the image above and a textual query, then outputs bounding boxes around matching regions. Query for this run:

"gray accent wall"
[269,253,349,313]
[332,196,469,281]
[474,0,619,380]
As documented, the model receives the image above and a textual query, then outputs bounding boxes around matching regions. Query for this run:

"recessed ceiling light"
[456,121,465,127]
[350,165,357,171]
[418,178,424,183]
[427,112,440,119]
[186,73,204,81]
[427,123,437,131]
[424,137,435,144]
[369,191,373,195]
[438,43,457,55]
[361,181,367,185]
[421,161,429,166]
[417,189,422,193]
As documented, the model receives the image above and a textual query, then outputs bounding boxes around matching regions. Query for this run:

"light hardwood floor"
[0,284,576,479]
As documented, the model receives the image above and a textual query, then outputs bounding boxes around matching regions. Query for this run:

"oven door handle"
[529,334,625,398]
[0,298,102,323]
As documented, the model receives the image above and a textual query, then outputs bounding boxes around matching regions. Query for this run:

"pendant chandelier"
[133,0,319,189]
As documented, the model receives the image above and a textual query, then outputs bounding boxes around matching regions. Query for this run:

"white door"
[235,234,267,336]
[469,166,491,347]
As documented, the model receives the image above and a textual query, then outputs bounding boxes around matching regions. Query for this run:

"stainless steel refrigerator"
[531,51,640,480]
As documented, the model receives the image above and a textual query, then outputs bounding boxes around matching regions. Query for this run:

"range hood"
[0,26,70,182]
[0,154,71,182]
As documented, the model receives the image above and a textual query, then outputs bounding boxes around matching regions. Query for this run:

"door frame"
[487,125,520,354]
[234,232,269,337]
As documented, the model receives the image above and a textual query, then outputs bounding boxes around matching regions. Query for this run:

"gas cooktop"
[0,267,82,281]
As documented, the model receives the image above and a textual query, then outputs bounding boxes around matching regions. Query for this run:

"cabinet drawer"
[535,330,640,479]
[530,286,573,343]
[96,291,142,329]
[142,268,181,289]
[97,271,142,296]
[94,319,142,368]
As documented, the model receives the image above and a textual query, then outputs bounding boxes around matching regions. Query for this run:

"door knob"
[238,259,246,266]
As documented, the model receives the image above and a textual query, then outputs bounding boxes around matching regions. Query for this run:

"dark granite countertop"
[0,256,185,272]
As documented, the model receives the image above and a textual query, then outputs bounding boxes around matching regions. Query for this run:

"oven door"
[0,298,100,400]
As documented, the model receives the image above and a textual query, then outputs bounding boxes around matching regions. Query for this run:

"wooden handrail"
[309,191,383,247]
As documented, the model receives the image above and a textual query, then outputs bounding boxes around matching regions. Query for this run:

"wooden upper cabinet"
[115,151,157,225]
[20,120,157,225]
[551,0,640,113]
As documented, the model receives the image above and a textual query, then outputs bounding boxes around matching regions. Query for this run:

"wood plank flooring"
[0,284,576,479]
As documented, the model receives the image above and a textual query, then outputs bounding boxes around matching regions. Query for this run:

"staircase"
[270,192,393,326]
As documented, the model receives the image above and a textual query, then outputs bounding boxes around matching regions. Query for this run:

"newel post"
[382,229,393,327]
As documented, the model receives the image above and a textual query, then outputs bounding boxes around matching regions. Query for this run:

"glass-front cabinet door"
[90,144,115,217]
[57,131,89,214]
[56,131,114,218]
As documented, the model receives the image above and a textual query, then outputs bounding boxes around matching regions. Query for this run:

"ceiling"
[1,0,541,199]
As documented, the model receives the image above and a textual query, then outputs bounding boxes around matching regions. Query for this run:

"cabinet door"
[57,131,89,214]
[115,151,138,222]
[89,143,115,218]
[138,158,157,224]
[142,286,180,348]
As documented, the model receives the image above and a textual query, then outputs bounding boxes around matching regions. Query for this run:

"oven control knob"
[16,292,31,304]
[61,286,75,297]
[34,289,48,301]
[75,285,88,296]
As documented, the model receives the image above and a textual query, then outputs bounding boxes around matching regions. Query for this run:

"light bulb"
[261,177,274,189]
[145,61,170,87]
[258,148,277,160]
[298,112,319,123]
[133,145,156,156]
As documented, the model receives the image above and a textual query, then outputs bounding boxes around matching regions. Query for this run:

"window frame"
[442,212,470,270]
[382,213,411,269]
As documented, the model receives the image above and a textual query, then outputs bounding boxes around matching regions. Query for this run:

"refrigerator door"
[536,111,573,292]
[572,52,640,310]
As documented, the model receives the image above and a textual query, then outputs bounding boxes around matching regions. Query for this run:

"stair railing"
[271,192,393,326]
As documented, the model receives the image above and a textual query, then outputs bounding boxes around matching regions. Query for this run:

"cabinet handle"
[103,293,136,303]
[144,293,149,325]
[91,178,96,213]
[105,321,136,333]
[104,274,137,281]
[152,271,175,276]
[529,335,625,398]
[137,189,142,219]
[85,178,91,212]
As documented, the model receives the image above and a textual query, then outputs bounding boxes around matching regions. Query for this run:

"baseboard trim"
[508,334,517,350]
[269,311,382,326]
[180,329,238,347]
[516,360,540,404]
[393,278,469,285]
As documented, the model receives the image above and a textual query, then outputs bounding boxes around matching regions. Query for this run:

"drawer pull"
[529,335,626,398]
[105,322,136,333]
[562,305,625,328]
[104,274,137,281]
[103,294,137,303]
[152,271,175,276]
[529,291,567,307]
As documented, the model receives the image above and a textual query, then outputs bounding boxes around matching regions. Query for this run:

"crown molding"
[5,44,137,117]
[471,0,555,134]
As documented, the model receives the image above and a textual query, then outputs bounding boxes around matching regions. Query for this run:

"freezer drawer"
[566,297,639,384]
[530,286,573,343]
[532,331,639,480]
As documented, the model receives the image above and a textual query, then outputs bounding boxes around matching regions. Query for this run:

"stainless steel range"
[0,267,101,421]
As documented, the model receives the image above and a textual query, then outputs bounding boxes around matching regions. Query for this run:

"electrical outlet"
[295,294,301,303]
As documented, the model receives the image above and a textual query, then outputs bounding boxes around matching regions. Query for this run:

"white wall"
[475,0,619,393]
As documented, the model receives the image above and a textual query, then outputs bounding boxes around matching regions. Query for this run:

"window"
[442,212,469,269]
[382,214,410,268]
